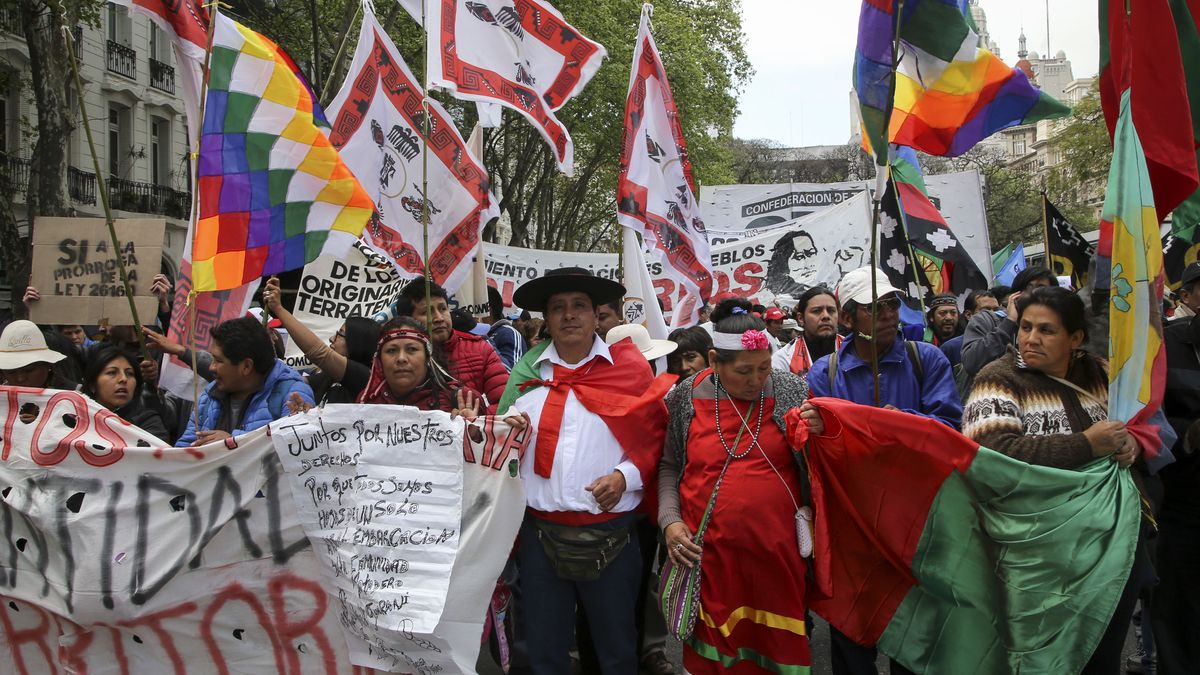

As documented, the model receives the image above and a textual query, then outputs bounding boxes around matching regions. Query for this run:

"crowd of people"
[2,259,1198,675]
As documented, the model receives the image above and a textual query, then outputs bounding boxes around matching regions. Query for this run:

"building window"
[151,117,171,185]
[106,2,131,46]
[1014,140,1026,155]
[108,105,131,178]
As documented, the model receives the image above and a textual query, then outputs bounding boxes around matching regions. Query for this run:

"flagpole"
[56,5,148,362]
[1041,191,1051,272]
[865,0,906,407]
[186,2,222,430]
[420,0,433,329]
[319,3,362,106]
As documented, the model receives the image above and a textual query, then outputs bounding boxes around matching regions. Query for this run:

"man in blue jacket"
[808,265,961,675]
[175,317,314,447]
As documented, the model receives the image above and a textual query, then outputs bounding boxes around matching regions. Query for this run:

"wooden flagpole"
[864,0,907,407]
[420,0,433,331]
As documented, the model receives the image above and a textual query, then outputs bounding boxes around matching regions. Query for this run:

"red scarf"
[519,340,674,489]
[789,333,844,375]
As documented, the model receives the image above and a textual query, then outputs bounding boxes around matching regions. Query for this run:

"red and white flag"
[326,4,491,293]
[617,4,712,327]
[400,0,606,175]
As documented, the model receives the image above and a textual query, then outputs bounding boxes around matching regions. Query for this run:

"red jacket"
[443,330,508,414]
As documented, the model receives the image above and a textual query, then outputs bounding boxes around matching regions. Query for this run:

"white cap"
[835,266,905,309]
[781,318,800,332]
[605,323,677,361]
[0,320,66,371]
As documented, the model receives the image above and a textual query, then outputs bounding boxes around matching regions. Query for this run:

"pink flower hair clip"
[741,329,769,351]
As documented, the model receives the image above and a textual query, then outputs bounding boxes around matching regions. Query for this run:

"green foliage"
[1045,82,1109,230]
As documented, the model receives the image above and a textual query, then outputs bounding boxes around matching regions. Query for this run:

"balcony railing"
[149,58,175,94]
[108,177,190,219]
[68,167,96,205]
[106,40,136,80]
[0,153,31,195]
[0,7,23,36]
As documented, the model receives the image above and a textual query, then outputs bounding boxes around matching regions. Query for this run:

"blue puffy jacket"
[174,359,314,446]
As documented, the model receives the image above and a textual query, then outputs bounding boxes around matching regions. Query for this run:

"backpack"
[828,340,924,396]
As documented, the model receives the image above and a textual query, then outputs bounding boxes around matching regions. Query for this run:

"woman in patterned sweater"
[962,285,1146,675]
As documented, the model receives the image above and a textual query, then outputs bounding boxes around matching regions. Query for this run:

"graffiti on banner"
[28,218,164,326]
[283,243,404,370]
[0,389,526,674]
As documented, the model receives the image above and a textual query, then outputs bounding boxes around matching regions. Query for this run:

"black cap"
[1182,261,1200,287]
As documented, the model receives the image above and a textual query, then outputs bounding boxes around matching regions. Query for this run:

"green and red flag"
[788,399,1139,673]
[1096,0,1196,457]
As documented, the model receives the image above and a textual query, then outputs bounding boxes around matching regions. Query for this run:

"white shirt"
[509,336,643,513]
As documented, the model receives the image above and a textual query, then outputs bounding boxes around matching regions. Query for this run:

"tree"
[1045,82,1110,230]
[1,0,100,314]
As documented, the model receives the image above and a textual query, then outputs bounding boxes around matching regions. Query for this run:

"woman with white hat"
[0,320,68,389]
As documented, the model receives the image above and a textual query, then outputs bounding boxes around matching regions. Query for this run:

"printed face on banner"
[327,12,488,293]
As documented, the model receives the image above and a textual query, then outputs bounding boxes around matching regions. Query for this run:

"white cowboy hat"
[605,323,677,362]
[0,320,66,371]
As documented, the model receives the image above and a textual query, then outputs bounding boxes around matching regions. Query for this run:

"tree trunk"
[10,1,78,313]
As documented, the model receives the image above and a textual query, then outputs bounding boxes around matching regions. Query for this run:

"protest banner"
[283,244,406,370]
[483,243,620,308]
[28,217,164,326]
[0,389,527,674]
[699,170,992,275]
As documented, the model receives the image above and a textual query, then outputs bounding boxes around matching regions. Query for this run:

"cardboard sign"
[0,389,527,675]
[29,217,165,325]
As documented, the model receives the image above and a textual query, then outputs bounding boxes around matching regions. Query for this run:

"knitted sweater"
[962,350,1107,469]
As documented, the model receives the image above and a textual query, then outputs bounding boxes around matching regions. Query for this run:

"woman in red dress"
[659,301,824,674]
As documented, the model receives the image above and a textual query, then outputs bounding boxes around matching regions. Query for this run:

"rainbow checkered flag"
[193,13,374,292]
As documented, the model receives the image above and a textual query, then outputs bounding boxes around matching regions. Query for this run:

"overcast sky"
[732,0,1101,147]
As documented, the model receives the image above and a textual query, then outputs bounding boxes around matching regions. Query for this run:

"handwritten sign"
[0,391,527,674]
[29,217,165,325]
[272,406,463,637]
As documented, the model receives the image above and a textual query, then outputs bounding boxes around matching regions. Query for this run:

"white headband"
[712,329,771,351]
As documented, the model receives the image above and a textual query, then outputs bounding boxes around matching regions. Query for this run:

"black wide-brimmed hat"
[513,266,626,313]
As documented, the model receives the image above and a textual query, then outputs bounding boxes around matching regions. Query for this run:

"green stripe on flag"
[686,637,812,675]
[903,1,971,62]
[992,242,1014,278]
[878,449,1139,674]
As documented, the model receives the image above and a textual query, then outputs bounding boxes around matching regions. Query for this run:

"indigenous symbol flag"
[193,13,374,292]
[326,4,491,293]
[787,399,1140,674]
[854,0,1069,163]
[402,0,606,175]
[617,4,712,328]
[1163,232,1200,290]
[1044,196,1094,289]
[1101,89,1169,459]
[878,147,988,303]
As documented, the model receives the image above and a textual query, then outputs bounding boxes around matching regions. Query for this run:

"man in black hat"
[496,267,672,675]
[1170,261,1200,322]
